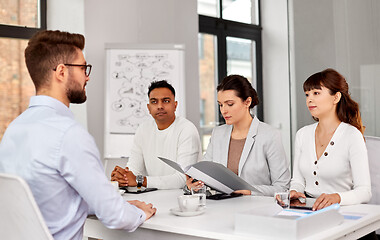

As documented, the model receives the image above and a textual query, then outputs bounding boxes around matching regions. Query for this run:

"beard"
[66,75,87,104]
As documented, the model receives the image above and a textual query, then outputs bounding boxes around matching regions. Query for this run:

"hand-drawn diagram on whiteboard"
[106,45,184,134]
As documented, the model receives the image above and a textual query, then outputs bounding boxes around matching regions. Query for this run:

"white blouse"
[290,122,371,205]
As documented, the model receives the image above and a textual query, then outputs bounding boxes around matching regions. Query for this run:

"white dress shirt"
[0,96,145,240]
[290,122,372,205]
[127,116,202,189]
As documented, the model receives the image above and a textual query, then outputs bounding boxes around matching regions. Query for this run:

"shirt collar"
[29,95,74,119]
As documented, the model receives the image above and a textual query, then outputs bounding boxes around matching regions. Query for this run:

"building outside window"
[198,0,262,152]
[0,0,46,140]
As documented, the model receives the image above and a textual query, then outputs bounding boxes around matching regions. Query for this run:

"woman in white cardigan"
[290,68,371,211]
[186,75,290,196]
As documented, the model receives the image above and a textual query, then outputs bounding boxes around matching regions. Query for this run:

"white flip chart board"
[104,43,185,158]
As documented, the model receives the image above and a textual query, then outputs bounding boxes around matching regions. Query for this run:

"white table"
[84,189,380,240]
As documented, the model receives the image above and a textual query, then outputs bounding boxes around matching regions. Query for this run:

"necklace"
[315,126,338,148]
[316,138,328,148]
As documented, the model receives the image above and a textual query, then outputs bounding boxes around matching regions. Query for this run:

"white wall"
[84,0,199,161]
[261,0,292,162]
[47,0,88,129]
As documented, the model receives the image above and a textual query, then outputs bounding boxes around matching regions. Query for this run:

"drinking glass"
[191,185,207,210]
[274,191,290,208]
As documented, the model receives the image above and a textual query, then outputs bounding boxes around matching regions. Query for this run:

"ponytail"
[337,93,364,134]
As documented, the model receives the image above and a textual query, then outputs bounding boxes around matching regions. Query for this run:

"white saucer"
[170,207,205,217]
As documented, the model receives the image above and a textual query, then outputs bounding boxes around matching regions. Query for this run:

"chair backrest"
[365,136,380,205]
[0,173,53,240]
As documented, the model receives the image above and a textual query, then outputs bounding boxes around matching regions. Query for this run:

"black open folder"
[119,186,158,194]
[206,192,243,200]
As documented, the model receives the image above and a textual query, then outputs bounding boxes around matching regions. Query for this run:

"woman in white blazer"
[187,75,290,196]
[290,69,371,211]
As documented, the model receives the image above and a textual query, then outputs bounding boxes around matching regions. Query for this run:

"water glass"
[191,185,207,210]
[274,191,290,208]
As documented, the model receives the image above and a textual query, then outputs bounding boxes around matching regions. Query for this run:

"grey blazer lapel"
[238,116,259,175]
[221,125,233,167]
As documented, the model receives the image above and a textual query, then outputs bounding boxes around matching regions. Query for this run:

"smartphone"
[290,198,316,210]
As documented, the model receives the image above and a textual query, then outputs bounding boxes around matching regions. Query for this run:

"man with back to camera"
[111,80,202,189]
[0,30,156,240]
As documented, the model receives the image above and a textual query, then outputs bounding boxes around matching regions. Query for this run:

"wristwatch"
[136,175,144,189]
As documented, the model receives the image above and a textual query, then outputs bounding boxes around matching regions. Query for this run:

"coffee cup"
[177,195,200,212]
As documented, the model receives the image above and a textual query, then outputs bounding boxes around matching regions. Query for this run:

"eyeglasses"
[53,63,92,77]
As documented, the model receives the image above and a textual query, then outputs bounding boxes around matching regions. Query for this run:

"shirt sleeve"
[253,129,291,196]
[60,124,146,231]
[290,129,307,193]
[203,128,215,163]
[127,126,148,176]
[337,130,372,205]
[146,123,202,189]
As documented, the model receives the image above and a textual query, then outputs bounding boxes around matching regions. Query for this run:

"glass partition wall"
[290,0,380,139]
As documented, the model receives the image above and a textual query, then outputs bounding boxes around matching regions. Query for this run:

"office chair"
[366,136,380,205]
[0,173,53,240]
[365,136,380,235]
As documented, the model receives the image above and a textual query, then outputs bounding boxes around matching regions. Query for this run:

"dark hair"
[217,75,259,109]
[24,30,85,90]
[303,68,364,134]
[148,80,175,97]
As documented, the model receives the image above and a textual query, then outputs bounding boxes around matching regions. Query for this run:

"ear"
[245,97,252,108]
[334,92,342,104]
[147,103,151,114]
[174,101,178,111]
[54,63,67,83]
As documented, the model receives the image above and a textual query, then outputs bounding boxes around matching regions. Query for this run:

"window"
[0,0,46,140]
[198,0,259,24]
[198,0,262,152]
[199,33,218,150]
